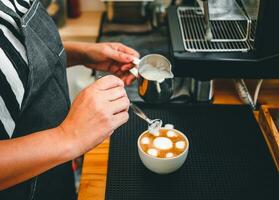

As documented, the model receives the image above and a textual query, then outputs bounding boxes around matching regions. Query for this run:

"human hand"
[59,75,130,156]
[82,42,140,86]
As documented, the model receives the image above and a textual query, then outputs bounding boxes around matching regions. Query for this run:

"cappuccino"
[139,128,188,159]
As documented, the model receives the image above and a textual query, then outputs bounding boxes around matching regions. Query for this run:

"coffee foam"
[153,137,173,150]
[148,120,162,136]
[167,130,177,138]
[147,148,158,157]
[141,137,150,145]
[164,124,174,129]
[139,129,187,159]
[139,63,173,83]
[166,152,174,158]
[148,127,160,136]
[175,141,186,149]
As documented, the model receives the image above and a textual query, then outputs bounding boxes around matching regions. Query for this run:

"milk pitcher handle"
[129,68,139,78]
[133,58,140,65]
[129,58,140,78]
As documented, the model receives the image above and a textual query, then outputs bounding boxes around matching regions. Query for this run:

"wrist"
[64,42,89,67]
[53,125,81,160]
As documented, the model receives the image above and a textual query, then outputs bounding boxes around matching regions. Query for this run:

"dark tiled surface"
[106,104,279,200]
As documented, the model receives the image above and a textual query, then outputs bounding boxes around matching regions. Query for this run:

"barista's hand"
[59,75,130,156]
[83,42,139,85]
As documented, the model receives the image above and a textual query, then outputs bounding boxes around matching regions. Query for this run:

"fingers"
[109,63,121,75]
[110,96,130,115]
[111,111,129,130]
[108,48,134,63]
[122,74,136,86]
[107,43,140,64]
[120,63,135,71]
[105,86,127,101]
[112,43,140,58]
[108,62,137,83]
[93,75,124,90]
[110,63,135,74]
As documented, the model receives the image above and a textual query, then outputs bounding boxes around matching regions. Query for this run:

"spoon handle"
[130,103,152,124]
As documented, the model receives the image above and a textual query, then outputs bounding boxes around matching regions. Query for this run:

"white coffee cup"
[137,127,189,174]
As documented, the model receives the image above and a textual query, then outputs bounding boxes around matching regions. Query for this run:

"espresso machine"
[168,0,279,102]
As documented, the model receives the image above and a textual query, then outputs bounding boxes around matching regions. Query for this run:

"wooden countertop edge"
[257,106,279,171]
[258,123,279,172]
[78,139,109,200]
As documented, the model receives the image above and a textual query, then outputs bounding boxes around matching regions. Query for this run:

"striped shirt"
[0,0,33,139]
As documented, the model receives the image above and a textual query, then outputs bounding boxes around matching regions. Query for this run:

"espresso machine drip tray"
[177,7,252,52]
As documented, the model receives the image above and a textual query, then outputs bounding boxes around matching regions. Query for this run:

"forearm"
[63,41,88,67]
[0,127,76,190]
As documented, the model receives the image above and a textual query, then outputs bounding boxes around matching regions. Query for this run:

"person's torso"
[0,1,75,199]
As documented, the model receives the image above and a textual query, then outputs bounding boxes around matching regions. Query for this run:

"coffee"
[139,128,188,159]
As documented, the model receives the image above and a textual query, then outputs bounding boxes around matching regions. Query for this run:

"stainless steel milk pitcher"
[129,54,174,103]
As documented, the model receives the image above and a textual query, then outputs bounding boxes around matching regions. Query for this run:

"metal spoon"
[130,103,162,131]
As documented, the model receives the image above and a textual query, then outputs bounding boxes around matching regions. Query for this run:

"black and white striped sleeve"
[0,1,30,139]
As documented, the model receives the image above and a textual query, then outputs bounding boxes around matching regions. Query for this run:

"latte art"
[139,128,188,158]
[141,137,150,145]
[176,141,186,149]
[166,152,174,158]
[167,130,177,138]
[153,137,173,150]
[147,149,158,157]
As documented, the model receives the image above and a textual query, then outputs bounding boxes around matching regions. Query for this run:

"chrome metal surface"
[234,79,255,110]
[203,0,213,41]
[239,0,259,43]
[196,0,243,20]
[250,20,257,42]
[177,7,253,52]
[130,103,152,124]
[130,103,163,129]
[241,0,260,20]
[190,79,214,102]
[137,54,174,103]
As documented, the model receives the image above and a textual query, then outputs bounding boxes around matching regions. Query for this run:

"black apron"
[0,0,76,199]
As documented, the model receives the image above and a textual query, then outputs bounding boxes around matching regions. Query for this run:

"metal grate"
[250,20,257,42]
[177,7,254,52]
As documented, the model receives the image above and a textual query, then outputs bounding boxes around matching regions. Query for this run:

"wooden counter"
[78,79,279,200]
